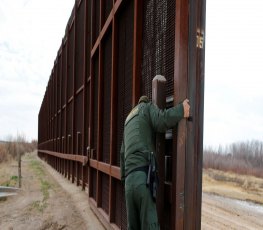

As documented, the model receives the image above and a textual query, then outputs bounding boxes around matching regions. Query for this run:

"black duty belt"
[125,165,149,178]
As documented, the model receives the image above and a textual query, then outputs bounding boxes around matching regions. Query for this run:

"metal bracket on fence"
[83,146,91,166]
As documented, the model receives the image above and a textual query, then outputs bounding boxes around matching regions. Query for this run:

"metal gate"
[38,0,206,229]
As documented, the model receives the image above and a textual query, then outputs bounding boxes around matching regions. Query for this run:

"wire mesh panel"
[75,0,85,91]
[101,172,109,214]
[54,68,58,117]
[141,0,176,100]
[84,0,91,154]
[75,92,83,147]
[116,0,134,166]
[83,0,91,185]
[90,168,97,200]
[57,55,62,110]
[114,179,127,229]
[61,109,66,151]
[86,0,91,78]
[84,82,90,187]
[67,102,73,147]
[54,116,57,151]
[104,0,113,22]
[51,74,55,119]
[58,55,62,141]
[92,52,99,159]
[55,69,58,152]
[67,25,75,99]
[141,1,176,229]
[62,43,67,107]
[92,0,100,45]
[102,30,112,164]
[85,83,90,150]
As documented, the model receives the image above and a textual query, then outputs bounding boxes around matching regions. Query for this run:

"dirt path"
[202,193,263,230]
[0,152,104,230]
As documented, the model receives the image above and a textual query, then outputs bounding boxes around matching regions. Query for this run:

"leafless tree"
[203,140,263,178]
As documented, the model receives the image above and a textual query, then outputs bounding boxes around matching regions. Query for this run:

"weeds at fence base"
[30,200,48,213]
[28,156,53,212]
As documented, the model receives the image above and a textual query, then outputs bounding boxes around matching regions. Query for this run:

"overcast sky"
[204,0,263,147]
[0,0,74,142]
[0,0,262,147]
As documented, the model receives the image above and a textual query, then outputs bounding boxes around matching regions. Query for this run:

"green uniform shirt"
[120,101,184,181]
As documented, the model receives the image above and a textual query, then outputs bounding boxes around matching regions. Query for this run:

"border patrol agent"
[120,95,190,230]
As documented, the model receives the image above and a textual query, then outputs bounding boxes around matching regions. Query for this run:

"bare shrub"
[0,144,10,163]
[204,140,263,178]
[0,134,38,162]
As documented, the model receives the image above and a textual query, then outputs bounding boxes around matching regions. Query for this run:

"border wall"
[38,0,206,229]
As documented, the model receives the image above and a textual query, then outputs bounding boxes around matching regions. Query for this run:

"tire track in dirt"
[202,193,263,230]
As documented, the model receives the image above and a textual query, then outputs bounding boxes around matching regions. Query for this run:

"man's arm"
[149,99,190,133]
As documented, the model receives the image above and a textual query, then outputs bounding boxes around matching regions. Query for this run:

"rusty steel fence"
[38,0,206,229]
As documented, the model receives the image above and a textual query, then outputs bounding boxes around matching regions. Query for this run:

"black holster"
[146,152,159,202]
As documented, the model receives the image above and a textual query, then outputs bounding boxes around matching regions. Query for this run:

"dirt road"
[0,152,104,230]
[202,193,263,230]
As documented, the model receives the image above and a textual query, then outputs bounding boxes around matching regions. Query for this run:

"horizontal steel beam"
[38,150,88,165]
[90,159,120,180]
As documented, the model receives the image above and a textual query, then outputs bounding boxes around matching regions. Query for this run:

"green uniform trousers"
[125,171,160,230]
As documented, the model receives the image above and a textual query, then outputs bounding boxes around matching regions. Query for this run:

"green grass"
[0,175,19,187]
[41,179,51,201]
[29,157,53,212]
[30,159,45,178]
[10,175,18,181]
[30,200,47,212]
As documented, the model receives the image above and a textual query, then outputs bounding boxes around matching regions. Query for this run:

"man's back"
[123,102,155,177]
[121,100,184,178]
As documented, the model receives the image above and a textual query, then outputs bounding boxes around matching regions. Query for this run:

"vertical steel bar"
[60,48,63,174]
[76,132,81,186]
[68,135,72,180]
[54,68,56,156]
[184,0,197,228]
[96,0,103,207]
[88,0,94,199]
[195,0,206,228]
[152,75,166,229]
[62,136,65,175]
[173,0,189,229]
[51,71,53,166]
[59,48,63,174]
[53,66,56,170]
[132,0,143,107]
[64,37,69,179]
[82,0,88,191]
[109,0,116,221]
[100,0,105,27]
[72,2,76,185]
[66,26,69,180]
